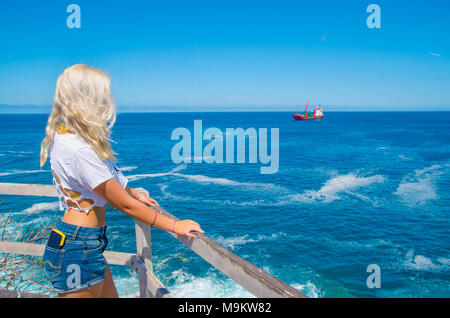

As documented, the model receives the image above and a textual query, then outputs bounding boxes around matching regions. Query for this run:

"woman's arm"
[94,178,204,238]
[126,186,159,207]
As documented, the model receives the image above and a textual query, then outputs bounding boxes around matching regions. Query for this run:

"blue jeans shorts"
[42,219,108,293]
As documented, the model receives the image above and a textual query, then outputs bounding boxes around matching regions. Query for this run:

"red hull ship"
[293,101,324,120]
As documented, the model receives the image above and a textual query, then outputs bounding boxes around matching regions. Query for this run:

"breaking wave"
[167,269,254,298]
[164,268,320,298]
[279,173,385,204]
[157,171,385,207]
[128,164,283,191]
[126,164,187,181]
[404,249,450,272]
[395,164,449,205]
[213,232,288,251]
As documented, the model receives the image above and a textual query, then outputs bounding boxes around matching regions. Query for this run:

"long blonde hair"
[40,64,117,167]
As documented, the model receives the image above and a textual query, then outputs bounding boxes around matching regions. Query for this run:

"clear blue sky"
[0,0,449,111]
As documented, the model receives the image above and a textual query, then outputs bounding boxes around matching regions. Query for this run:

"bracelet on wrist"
[172,220,177,233]
[150,211,158,227]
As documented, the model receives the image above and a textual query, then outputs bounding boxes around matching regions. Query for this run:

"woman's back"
[50,131,128,219]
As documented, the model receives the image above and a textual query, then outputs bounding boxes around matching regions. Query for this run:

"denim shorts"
[42,219,108,293]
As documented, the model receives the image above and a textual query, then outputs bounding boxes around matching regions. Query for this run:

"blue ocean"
[0,111,449,298]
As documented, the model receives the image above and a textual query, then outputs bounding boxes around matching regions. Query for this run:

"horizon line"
[1,110,450,115]
[1,104,450,114]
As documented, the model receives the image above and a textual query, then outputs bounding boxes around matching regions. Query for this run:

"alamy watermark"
[171,120,279,174]
[64,4,380,31]
[66,263,81,289]
[366,4,381,29]
[366,264,381,288]
[66,4,81,29]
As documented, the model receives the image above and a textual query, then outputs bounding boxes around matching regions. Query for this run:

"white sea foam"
[291,282,322,298]
[395,179,437,204]
[398,154,413,161]
[114,273,140,298]
[0,169,48,177]
[282,173,385,203]
[158,171,385,207]
[331,238,401,250]
[394,164,448,205]
[219,199,270,206]
[119,166,138,172]
[404,250,450,272]
[160,186,275,206]
[159,184,272,206]
[415,164,445,176]
[22,202,60,214]
[168,269,254,298]
[158,184,183,199]
[171,173,243,186]
[0,202,59,239]
[127,164,187,181]
[6,151,34,154]
[312,174,385,200]
[113,257,260,297]
[179,155,215,162]
[213,233,287,251]
[214,235,257,250]
[170,173,281,190]
[161,268,320,298]
[169,164,189,173]
[344,190,371,202]
[437,258,450,266]
[129,164,282,191]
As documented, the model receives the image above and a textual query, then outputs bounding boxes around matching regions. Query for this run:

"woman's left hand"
[136,193,160,207]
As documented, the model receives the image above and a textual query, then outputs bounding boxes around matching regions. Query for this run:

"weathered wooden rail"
[0,182,307,298]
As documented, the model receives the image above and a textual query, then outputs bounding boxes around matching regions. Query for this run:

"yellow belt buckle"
[52,229,66,248]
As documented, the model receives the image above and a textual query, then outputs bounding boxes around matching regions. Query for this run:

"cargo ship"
[293,101,324,120]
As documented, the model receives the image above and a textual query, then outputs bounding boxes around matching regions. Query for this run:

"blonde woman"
[40,64,204,298]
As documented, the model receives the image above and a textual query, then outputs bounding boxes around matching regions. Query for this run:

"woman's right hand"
[174,220,204,238]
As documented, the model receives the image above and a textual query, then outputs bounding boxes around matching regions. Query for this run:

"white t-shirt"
[49,133,128,213]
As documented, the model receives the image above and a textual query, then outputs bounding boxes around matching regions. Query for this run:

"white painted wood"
[0,183,57,197]
[134,188,154,298]
[0,289,18,298]
[131,255,171,298]
[20,291,51,298]
[0,241,134,266]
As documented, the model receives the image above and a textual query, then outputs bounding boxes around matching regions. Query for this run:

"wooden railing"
[0,182,307,298]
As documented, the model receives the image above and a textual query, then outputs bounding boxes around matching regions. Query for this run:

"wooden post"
[134,188,153,298]
[0,290,18,298]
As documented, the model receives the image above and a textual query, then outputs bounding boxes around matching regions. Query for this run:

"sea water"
[0,111,449,298]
